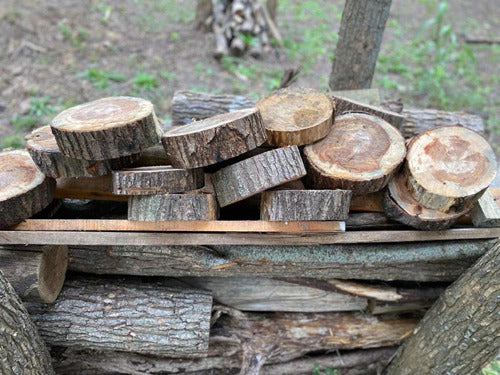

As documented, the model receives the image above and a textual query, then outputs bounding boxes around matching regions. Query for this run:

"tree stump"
[304,113,406,194]
[128,194,219,221]
[26,125,139,178]
[405,126,497,212]
[161,108,267,168]
[260,189,351,221]
[0,149,55,228]
[112,166,204,195]
[51,96,160,160]
[211,146,306,207]
[256,87,334,146]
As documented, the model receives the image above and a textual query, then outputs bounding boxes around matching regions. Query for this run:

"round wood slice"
[113,166,204,195]
[26,126,139,178]
[304,113,406,194]
[161,108,267,168]
[383,173,468,230]
[51,96,160,160]
[256,87,334,146]
[211,146,306,207]
[0,150,55,228]
[405,125,497,213]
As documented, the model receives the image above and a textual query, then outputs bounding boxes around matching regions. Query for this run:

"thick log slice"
[51,96,160,160]
[26,125,139,178]
[211,146,306,207]
[261,189,351,221]
[304,113,406,194]
[112,166,204,195]
[383,173,469,230]
[161,108,266,168]
[0,150,55,228]
[256,87,334,146]
[128,193,219,221]
[405,126,497,212]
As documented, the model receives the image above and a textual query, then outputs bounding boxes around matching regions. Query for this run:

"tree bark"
[386,241,500,375]
[329,0,392,90]
[0,270,55,375]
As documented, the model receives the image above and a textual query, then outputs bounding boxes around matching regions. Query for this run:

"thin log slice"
[383,173,468,230]
[113,166,204,195]
[211,146,306,207]
[51,96,160,160]
[161,108,266,168]
[304,113,406,194]
[0,150,55,228]
[26,125,139,178]
[256,87,334,146]
[406,126,497,213]
[261,189,351,221]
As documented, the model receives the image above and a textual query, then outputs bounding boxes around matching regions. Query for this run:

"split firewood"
[51,96,160,160]
[405,126,497,213]
[470,189,500,227]
[112,166,204,195]
[0,245,67,303]
[25,125,139,178]
[0,149,55,228]
[128,193,219,221]
[304,113,406,194]
[162,108,266,168]
[260,189,351,221]
[256,87,334,146]
[211,146,306,207]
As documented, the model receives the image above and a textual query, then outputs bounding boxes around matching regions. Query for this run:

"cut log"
[162,108,266,168]
[304,113,406,194]
[112,166,204,195]
[470,189,500,227]
[405,126,497,213]
[50,96,160,160]
[260,189,351,221]
[25,125,140,178]
[26,277,212,357]
[0,245,67,303]
[55,174,127,201]
[349,191,384,212]
[130,144,171,166]
[211,146,306,207]
[0,270,55,374]
[255,87,334,146]
[128,193,219,221]
[330,88,381,106]
[383,172,469,230]
[0,149,55,228]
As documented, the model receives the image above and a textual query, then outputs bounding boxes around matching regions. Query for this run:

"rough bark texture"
[212,146,306,207]
[260,189,351,221]
[256,87,334,146]
[470,189,500,227]
[304,113,406,194]
[51,97,160,160]
[162,108,266,168]
[0,245,68,303]
[112,166,204,195]
[128,193,219,221]
[387,241,500,375]
[0,270,55,375]
[0,149,55,228]
[329,0,392,90]
[66,240,496,281]
[26,277,212,356]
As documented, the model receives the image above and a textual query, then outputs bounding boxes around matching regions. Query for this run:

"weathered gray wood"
[470,189,500,227]
[0,270,55,375]
[26,277,212,357]
[387,241,500,375]
[346,212,396,229]
[261,189,351,221]
[212,146,306,207]
[67,240,497,281]
[128,194,219,221]
[330,88,381,106]
[130,144,171,167]
[0,245,67,303]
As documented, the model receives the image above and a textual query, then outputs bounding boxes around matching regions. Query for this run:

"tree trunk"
[386,241,500,375]
[329,0,392,90]
[0,270,55,374]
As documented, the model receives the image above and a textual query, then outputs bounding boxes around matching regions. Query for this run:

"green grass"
[483,360,500,375]
[10,96,58,131]
[1,134,24,149]
[77,68,127,89]
[132,0,193,33]
[312,363,338,375]
[133,71,159,90]
[57,21,89,48]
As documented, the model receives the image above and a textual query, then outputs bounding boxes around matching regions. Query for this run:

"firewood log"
[470,189,500,227]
